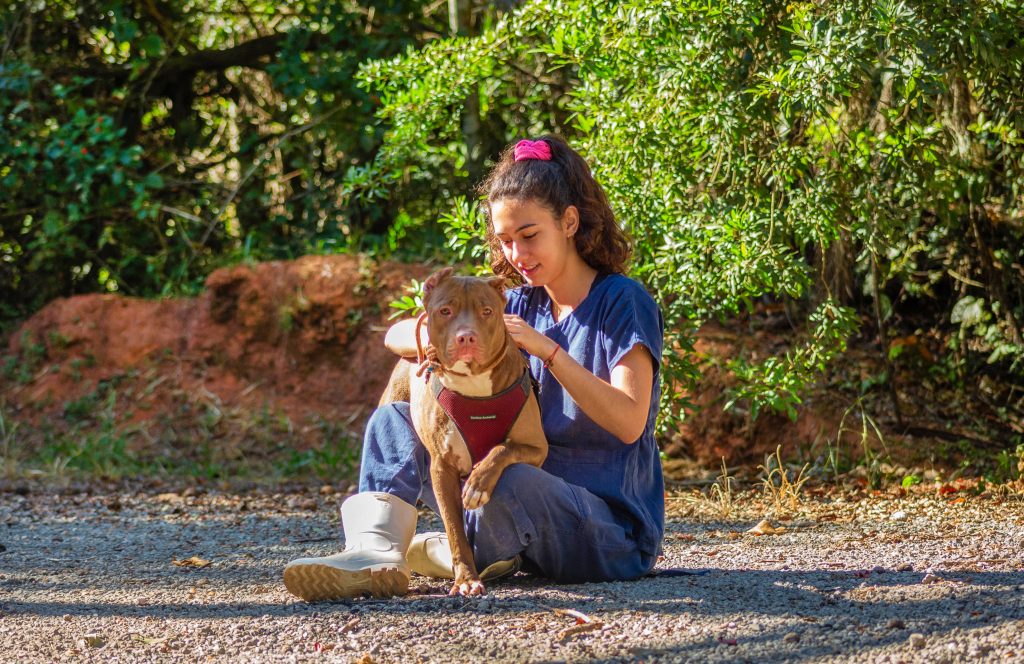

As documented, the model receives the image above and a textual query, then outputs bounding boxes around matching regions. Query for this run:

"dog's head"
[422,268,507,372]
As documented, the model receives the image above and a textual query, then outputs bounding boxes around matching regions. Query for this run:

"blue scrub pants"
[358,403,655,583]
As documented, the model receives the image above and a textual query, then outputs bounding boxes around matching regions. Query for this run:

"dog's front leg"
[429,460,484,596]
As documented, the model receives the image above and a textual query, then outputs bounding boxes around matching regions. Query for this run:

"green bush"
[352,0,1024,426]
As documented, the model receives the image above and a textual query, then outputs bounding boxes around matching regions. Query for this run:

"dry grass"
[758,445,809,514]
[0,410,18,479]
[708,457,737,518]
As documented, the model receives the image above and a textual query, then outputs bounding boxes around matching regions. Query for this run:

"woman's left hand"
[504,314,557,359]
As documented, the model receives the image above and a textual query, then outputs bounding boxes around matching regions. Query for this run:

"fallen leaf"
[130,633,169,646]
[558,621,604,641]
[747,519,786,535]
[172,556,211,569]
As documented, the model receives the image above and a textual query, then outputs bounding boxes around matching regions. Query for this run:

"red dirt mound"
[1,255,430,472]
[2,256,989,481]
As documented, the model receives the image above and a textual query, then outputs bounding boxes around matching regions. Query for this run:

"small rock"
[287,497,319,511]
[783,632,800,643]
[909,633,927,649]
[890,510,907,521]
[319,485,335,496]
[887,619,906,630]
[921,573,944,584]
[896,563,913,572]
[82,633,105,648]
[155,492,181,503]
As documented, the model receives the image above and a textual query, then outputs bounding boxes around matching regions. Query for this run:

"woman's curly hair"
[478,135,632,284]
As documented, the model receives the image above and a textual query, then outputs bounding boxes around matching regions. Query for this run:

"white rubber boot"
[406,532,520,582]
[283,492,417,602]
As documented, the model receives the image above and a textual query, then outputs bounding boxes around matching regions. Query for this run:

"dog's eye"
[439,307,452,316]
[482,307,493,316]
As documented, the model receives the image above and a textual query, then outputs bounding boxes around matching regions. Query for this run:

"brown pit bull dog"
[380,267,548,596]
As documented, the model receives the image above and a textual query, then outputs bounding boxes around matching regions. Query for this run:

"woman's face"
[490,197,578,287]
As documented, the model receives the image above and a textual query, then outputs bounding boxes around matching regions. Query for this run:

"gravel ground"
[1,484,1023,663]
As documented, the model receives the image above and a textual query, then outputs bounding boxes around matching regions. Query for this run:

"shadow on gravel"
[8,568,1023,609]
[4,561,1023,662]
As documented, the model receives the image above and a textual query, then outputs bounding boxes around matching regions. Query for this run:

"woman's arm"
[384,318,426,358]
[503,315,654,444]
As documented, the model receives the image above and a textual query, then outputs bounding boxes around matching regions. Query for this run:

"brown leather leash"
[414,312,430,365]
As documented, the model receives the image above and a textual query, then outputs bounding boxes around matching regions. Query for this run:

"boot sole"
[283,563,409,602]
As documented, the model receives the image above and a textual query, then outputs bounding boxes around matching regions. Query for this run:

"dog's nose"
[455,330,477,346]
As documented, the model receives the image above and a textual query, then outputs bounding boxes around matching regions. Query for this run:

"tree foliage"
[0,0,448,318]
[353,0,1024,422]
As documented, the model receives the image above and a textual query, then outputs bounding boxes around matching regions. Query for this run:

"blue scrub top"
[505,273,665,556]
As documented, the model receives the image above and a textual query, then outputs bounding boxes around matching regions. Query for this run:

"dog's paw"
[449,578,486,597]
[462,485,491,510]
[463,466,498,509]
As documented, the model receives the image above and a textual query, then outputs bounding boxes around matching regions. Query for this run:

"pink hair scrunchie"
[513,139,552,162]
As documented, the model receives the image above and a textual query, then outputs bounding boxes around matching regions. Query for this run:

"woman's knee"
[367,402,412,429]
[362,402,420,461]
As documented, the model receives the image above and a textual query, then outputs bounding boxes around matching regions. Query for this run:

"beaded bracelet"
[543,344,560,369]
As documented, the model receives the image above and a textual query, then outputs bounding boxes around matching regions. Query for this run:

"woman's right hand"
[504,314,557,359]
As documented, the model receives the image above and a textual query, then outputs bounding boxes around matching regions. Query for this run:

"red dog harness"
[431,369,532,464]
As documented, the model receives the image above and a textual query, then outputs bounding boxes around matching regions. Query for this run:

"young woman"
[284,135,664,601]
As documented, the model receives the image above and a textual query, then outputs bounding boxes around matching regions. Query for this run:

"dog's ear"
[422,267,455,305]
[486,276,507,303]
